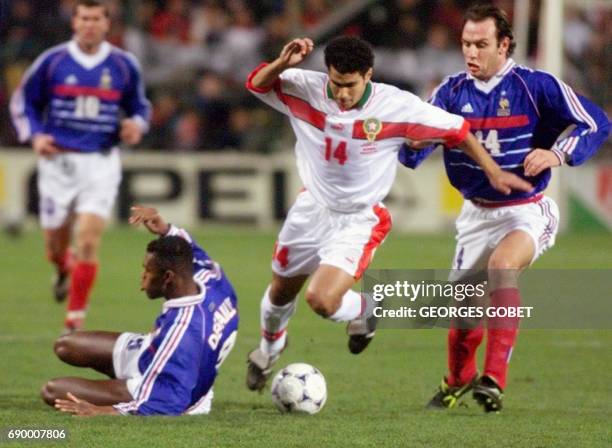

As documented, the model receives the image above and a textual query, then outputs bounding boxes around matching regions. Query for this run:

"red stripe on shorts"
[355,205,392,279]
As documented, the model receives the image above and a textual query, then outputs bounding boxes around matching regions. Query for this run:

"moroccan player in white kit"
[244,36,532,391]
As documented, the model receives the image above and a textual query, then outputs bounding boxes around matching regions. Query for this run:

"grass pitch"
[0,226,610,447]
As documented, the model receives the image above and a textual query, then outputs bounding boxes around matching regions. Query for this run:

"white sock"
[259,285,297,356]
[329,289,363,322]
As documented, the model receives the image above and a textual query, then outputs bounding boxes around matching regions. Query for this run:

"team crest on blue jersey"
[100,68,112,89]
[497,97,510,116]
[65,75,78,85]
[363,117,382,142]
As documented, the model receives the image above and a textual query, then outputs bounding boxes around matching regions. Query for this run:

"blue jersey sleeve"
[10,51,55,142]
[533,72,610,166]
[398,144,436,169]
[114,307,202,416]
[119,54,151,132]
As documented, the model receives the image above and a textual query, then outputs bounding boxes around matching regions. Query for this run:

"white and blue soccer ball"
[271,363,327,414]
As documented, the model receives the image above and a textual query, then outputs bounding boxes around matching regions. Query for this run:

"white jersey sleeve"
[246,65,468,212]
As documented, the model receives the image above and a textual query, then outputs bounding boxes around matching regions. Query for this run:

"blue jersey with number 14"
[399,59,610,201]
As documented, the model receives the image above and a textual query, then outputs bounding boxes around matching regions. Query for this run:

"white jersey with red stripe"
[247,64,469,212]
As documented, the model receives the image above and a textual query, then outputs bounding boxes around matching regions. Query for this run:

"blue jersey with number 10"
[10,40,151,152]
[399,59,610,201]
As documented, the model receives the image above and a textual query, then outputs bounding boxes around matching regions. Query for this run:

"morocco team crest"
[363,117,382,142]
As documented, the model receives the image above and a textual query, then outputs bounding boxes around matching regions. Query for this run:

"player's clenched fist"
[120,119,144,146]
[32,133,61,158]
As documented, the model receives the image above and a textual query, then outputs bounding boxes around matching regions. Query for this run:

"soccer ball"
[271,363,327,414]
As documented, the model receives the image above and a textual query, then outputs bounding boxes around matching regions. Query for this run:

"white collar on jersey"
[67,39,112,70]
[163,282,206,310]
[467,58,516,94]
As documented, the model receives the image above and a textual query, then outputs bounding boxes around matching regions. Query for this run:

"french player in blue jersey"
[9,0,151,332]
[399,4,610,412]
[41,206,238,416]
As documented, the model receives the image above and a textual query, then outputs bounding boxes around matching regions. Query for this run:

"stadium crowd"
[1,0,610,153]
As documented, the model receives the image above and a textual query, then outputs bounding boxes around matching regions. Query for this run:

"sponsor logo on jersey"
[360,142,378,154]
[461,102,474,113]
[363,117,382,142]
[100,68,112,89]
[65,74,78,85]
[497,97,510,116]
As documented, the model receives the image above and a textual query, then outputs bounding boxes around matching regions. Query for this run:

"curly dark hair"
[324,36,374,75]
[146,236,193,274]
[463,3,516,57]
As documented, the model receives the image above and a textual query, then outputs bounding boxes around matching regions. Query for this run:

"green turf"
[0,227,611,447]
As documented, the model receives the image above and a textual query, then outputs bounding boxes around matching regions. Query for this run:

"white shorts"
[450,195,559,281]
[272,190,392,279]
[37,148,121,229]
[112,332,214,415]
[112,332,152,398]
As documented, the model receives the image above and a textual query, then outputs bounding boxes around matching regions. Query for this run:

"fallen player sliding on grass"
[43,206,238,416]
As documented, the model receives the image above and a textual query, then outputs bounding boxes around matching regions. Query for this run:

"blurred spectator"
[145,92,180,150]
[0,0,609,154]
[150,0,191,43]
[190,1,229,46]
[392,13,425,49]
[123,0,157,63]
[0,0,44,62]
[417,24,464,96]
[564,7,592,62]
[195,72,231,148]
[302,0,330,30]
[208,4,264,84]
[261,13,291,61]
[174,109,204,151]
[431,0,464,41]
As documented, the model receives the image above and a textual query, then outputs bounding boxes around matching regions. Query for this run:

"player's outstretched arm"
[129,205,170,235]
[251,38,314,89]
[130,205,211,264]
[55,393,119,417]
[459,133,533,195]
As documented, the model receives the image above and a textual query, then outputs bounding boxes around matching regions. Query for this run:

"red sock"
[447,326,484,387]
[48,249,74,274]
[484,288,521,390]
[66,261,98,317]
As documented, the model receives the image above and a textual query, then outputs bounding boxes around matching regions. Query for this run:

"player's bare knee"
[41,379,60,406]
[54,334,75,361]
[77,240,99,261]
[305,289,337,317]
[487,258,520,287]
[488,256,514,271]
